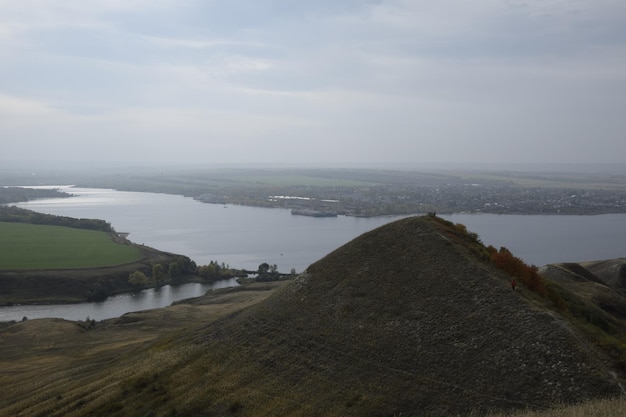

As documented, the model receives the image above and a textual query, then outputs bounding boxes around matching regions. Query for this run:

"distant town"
[195,182,626,216]
[3,167,626,216]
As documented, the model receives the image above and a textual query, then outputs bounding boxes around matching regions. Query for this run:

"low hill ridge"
[189,216,621,416]
[540,259,626,337]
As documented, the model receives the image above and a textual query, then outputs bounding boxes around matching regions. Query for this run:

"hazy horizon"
[2,1,625,167]
[3,159,626,177]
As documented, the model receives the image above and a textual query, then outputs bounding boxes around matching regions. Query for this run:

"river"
[10,186,409,273]
[1,186,408,321]
[2,186,625,321]
[0,278,239,322]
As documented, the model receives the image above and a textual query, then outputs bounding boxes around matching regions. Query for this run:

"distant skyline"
[2,1,625,167]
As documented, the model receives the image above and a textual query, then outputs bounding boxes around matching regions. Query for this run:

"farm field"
[0,222,142,270]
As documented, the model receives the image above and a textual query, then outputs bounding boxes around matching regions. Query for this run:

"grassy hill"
[177,215,622,416]
[0,215,624,416]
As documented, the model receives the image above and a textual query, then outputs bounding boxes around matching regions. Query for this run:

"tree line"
[0,186,71,204]
[128,256,196,287]
[0,205,112,232]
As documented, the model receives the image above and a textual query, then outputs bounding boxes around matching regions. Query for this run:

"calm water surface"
[3,186,625,321]
[0,278,238,322]
[12,186,408,272]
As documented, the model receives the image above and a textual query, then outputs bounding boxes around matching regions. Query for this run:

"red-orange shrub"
[487,246,547,296]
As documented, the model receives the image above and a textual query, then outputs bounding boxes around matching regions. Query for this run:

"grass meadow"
[0,221,142,269]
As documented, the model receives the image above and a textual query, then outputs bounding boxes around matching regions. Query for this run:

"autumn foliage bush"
[431,216,547,297]
[487,245,547,296]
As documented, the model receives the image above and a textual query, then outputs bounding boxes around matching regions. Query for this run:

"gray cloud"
[1,0,625,167]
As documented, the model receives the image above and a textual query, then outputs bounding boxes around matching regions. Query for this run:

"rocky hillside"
[176,215,623,416]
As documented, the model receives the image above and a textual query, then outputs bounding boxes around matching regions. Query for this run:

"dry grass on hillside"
[0,282,287,417]
[483,397,625,417]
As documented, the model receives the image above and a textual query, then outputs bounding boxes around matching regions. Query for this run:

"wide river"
[2,186,625,321]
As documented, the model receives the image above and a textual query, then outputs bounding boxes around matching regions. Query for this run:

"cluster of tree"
[197,260,245,282]
[0,205,112,232]
[256,262,282,282]
[167,256,197,283]
[128,256,198,288]
[127,270,151,287]
[0,186,71,204]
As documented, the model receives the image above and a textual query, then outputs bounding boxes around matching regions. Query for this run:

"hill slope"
[174,216,622,416]
[541,259,626,319]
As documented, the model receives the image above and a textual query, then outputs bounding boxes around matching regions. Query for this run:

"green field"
[0,222,142,270]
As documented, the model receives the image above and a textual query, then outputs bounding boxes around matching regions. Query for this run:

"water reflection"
[0,278,239,322]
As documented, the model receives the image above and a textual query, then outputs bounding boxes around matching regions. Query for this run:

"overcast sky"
[1,0,625,168]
